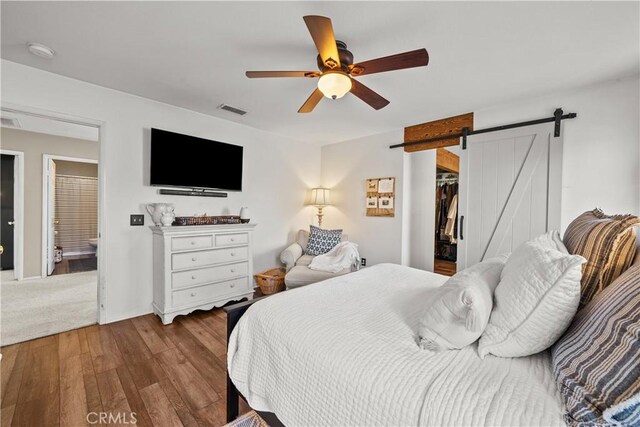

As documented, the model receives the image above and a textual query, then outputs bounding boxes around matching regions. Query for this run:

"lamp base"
[316,206,324,228]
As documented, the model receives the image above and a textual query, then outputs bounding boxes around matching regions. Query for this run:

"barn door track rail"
[390,108,577,150]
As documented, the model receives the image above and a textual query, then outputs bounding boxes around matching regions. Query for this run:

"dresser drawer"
[172,278,247,307]
[171,235,214,252]
[171,261,248,289]
[215,233,248,247]
[172,246,248,270]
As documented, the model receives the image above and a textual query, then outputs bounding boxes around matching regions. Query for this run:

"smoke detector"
[27,42,55,59]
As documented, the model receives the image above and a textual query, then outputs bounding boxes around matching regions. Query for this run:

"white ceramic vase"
[239,207,250,224]
[146,203,174,226]
[161,207,175,226]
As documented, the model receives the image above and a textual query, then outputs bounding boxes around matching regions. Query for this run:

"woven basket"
[254,267,286,295]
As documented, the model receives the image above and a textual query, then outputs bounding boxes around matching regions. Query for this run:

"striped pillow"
[552,264,640,426]
[563,209,639,308]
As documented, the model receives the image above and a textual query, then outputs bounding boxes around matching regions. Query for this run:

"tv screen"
[150,128,243,191]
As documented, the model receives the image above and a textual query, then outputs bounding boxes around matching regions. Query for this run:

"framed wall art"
[365,177,395,217]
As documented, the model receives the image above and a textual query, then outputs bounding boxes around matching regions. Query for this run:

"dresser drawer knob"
[230,284,235,288]
[192,257,197,262]
[191,275,196,280]
[230,238,235,242]
[230,252,235,257]
[191,241,196,245]
[191,292,196,297]
[230,269,235,273]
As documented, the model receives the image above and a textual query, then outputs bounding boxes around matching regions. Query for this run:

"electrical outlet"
[130,214,144,226]
[361,258,367,267]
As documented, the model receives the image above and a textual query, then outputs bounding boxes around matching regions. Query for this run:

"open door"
[457,123,562,269]
[1,155,15,270]
[46,158,56,275]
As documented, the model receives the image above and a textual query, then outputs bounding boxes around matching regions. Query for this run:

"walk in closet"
[434,148,459,276]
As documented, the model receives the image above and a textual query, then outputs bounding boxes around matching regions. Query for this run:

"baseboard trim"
[18,275,43,281]
[104,309,154,325]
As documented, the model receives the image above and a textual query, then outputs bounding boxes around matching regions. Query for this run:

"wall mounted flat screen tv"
[150,128,243,191]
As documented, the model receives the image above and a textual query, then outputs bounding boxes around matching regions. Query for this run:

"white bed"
[228,264,566,426]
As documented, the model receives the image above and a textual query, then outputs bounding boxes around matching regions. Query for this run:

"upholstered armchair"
[280,229,352,289]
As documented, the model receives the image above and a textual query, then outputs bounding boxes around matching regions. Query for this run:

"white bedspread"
[228,264,565,426]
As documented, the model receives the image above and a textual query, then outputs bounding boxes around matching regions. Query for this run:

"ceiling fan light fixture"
[317,71,352,100]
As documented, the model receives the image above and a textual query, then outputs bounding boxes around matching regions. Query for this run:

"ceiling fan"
[245,15,429,113]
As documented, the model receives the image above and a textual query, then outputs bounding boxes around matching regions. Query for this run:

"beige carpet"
[1,271,97,346]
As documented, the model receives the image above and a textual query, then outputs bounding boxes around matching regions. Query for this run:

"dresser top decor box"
[150,223,257,324]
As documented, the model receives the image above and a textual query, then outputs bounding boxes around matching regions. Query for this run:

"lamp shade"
[309,188,331,206]
[317,71,352,100]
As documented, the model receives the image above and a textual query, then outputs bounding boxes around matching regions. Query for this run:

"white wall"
[1,60,320,323]
[320,130,405,266]
[322,75,640,269]
[407,150,436,271]
[474,75,639,229]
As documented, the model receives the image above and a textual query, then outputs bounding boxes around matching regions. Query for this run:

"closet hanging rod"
[437,174,458,180]
[389,108,577,150]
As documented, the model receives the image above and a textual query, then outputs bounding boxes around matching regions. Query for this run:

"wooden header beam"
[403,112,474,152]
[395,109,577,150]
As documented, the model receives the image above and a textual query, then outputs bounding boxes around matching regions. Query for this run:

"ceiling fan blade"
[298,88,324,113]
[350,48,429,76]
[246,71,320,78]
[350,79,390,110]
[303,15,341,69]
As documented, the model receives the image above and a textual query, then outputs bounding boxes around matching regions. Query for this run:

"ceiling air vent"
[0,117,21,128]
[217,104,247,116]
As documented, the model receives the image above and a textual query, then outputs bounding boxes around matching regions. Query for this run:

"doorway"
[0,149,24,281]
[1,155,15,271]
[0,107,103,345]
[42,155,98,277]
[434,148,460,276]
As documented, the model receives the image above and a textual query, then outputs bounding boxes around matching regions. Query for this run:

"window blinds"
[54,174,98,255]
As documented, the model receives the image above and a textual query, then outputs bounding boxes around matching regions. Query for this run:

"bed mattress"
[228,263,565,426]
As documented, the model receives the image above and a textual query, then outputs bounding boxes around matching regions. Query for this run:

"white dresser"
[151,224,256,324]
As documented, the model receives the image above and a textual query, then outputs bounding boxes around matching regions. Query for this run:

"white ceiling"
[0,110,99,142]
[1,2,638,145]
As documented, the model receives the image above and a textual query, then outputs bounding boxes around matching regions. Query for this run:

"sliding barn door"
[457,123,562,269]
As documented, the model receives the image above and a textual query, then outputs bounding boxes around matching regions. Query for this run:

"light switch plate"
[130,214,144,226]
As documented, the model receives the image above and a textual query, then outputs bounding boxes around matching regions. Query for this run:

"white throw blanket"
[308,241,360,273]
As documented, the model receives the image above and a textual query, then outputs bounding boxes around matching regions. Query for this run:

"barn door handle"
[459,216,464,240]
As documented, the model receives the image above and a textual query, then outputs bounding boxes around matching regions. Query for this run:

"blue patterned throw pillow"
[305,225,342,256]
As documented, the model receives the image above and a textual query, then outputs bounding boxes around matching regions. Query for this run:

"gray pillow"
[297,230,310,250]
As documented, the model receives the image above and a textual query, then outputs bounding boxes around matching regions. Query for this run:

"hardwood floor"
[433,259,456,276]
[0,308,251,426]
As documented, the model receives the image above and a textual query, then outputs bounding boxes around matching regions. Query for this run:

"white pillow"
[418,254,509,351]
[477,231,586,358]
